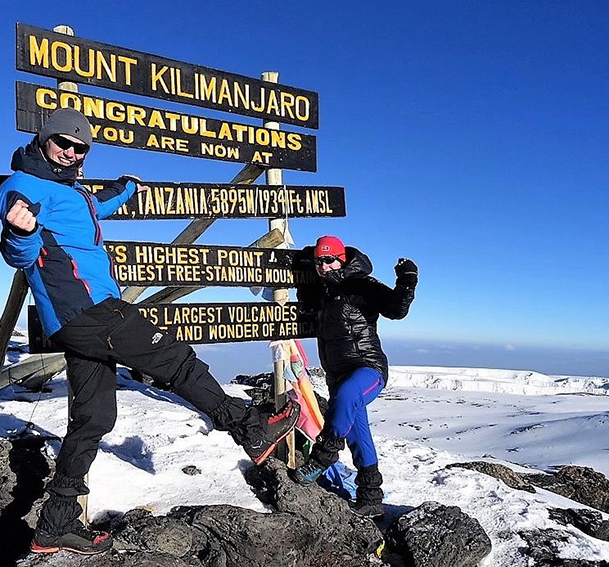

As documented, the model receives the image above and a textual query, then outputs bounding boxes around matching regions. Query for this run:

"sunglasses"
[314,255,342,266]
[49,134,90,155]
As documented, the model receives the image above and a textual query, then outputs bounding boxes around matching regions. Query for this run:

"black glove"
[323,269,345,286]
[395,258,418,289]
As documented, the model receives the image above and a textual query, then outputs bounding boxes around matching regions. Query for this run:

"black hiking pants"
[37,297,250,535]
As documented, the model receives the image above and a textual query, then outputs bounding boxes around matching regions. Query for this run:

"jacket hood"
[11,136,81,185]
[341,246,373,279]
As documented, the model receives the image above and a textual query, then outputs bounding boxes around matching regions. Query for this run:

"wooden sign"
[137,302,315,343]
[28,302,316,352]
[16,23,319,129]
[16,82,317,172]
[104,241,315,287]
[82,180,345,219]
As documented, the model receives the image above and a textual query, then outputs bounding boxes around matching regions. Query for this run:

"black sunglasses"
[314,255,342,266]
[49,134,90,154]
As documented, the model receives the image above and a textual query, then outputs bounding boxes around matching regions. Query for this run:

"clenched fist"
[6,200,37,234]
[395,258,418,289]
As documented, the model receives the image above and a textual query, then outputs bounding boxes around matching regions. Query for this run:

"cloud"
[416,348,429,354]
[505,344,515,352]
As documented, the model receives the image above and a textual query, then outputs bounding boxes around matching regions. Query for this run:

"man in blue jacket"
[0,108,299,555]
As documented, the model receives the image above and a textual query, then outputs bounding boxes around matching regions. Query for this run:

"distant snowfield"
[390,365,609,396]
[1,360,609,566]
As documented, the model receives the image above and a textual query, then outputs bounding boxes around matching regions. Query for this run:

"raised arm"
[0,189,44,269]
[92,176,149,219]
[374,258,418,320]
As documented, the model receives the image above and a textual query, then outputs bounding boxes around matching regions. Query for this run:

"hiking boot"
[31,522,113,554]
[349,500,385,519]
[241,399,300,465]
[289,459,326,485]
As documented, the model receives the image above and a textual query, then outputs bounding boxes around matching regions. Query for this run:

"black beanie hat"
[38,108,93,146]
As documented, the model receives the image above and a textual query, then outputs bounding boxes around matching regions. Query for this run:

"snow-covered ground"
[1,350,609,566]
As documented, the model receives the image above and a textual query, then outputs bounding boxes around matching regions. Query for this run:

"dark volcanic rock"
[519,528,609,567]
[447,461,536,492]
[0,436,54,566]
[231,371,274,388]
[526,466,609,514]
[384,500,491,567]
[244,458,384,560]
[231,370,329,416]
[548,508,609,542]
[113,511,194,556]
[15,459,385,567]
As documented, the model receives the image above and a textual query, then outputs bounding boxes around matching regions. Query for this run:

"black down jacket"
[295,246,415,389]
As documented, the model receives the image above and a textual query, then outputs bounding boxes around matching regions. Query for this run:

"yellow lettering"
[51,41,72,72]
[106,102,125,122]
[96,51,116,82]
[29,36,49,67]
[35,87,57,109]
[117,55,137,86]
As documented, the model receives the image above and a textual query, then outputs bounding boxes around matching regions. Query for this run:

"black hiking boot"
[31,521,113,554]
[241,399,300,464]
[349,500,385,519]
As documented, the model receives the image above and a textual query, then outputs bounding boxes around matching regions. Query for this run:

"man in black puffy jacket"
[290,235,417,518]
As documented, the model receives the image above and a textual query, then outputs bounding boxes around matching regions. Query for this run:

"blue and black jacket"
[0,137,137,336]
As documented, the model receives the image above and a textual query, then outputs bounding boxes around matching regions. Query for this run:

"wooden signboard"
[83,180,345,219]
[16,23,319,129]
[0,177,344,218]
[16,82,317,171]
[104,241,315,288]
[28,302,315,353]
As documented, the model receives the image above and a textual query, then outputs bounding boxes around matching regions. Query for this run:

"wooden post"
[0,352,66,390]
[0,271,28,367]
[262,71,295,467]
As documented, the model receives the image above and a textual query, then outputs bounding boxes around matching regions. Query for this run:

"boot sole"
[31,544,60,554]
[31,544,110,555]
[252,418,298,465]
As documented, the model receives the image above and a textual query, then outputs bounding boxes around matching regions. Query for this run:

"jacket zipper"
[37,246,48,268]
[75,187,102,245]
[70,256,92,295]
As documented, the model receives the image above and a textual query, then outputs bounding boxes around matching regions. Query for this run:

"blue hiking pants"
[325,367,384,468]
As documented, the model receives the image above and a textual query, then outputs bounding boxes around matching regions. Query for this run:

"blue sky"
[0,1,607,379]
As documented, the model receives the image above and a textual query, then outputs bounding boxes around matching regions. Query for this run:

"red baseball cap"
[314,235,346,261]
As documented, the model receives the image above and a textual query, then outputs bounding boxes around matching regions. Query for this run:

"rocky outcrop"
[519,529,609,567]
[384,501,492,567]
[548,508,609,542]
[231,371,329,416]
[10,433,609,566]
[447,461,536,492]
[0,437,54,566]
[525,466,609,514]
[244,458,384,562]
[449,462,609,518]
[14,458,386,567]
